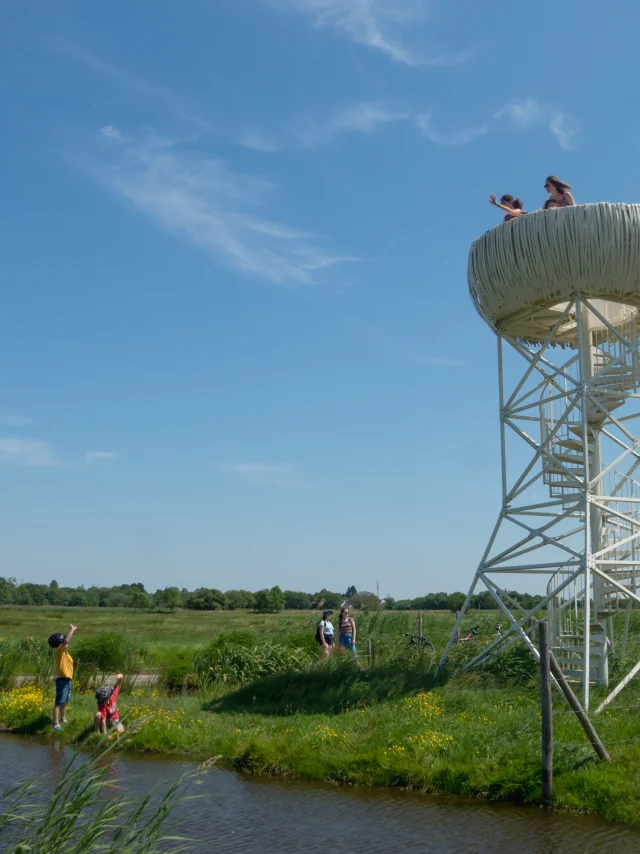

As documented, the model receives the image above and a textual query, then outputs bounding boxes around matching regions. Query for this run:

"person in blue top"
[317,609,335,657]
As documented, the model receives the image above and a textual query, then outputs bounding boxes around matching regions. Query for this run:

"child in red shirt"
[94,673,125,735]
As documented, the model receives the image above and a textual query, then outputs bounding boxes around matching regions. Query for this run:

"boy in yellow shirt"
[48,624,77,731]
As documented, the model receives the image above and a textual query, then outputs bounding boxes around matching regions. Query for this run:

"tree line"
[0,577,543,614]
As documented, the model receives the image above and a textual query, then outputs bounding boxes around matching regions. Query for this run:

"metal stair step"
[551,452,586,464]
[555,438,593,452]
[545,464,585,474]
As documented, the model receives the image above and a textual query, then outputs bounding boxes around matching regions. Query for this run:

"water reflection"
[1,736,639,854]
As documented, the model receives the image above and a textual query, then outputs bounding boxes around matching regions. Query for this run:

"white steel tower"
[438,203,640,711]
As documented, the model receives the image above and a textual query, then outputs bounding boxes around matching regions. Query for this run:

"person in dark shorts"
[48,624,77,731]
[317,609,335,657]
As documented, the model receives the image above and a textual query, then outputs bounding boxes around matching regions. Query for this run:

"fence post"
[539,621,553,806]
[367,638,372,667]
[418,611,423,639]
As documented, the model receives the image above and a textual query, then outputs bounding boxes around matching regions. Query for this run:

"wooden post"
[539,621,553,805]
[367,638,372,667]
[418,611,423,639]
[549,650,611,762]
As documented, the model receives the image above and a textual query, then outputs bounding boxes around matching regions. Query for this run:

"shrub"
[254,586,285,613]
[159,656,198,694]
[194,641,311,686]
[16,637,52,687]
[73,632,142,692]
[479,642,538,682]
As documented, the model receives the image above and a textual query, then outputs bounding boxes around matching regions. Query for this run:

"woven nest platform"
[469,203,640,344]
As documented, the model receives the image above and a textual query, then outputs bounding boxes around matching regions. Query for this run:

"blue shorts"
[339,634,357,653]
[55,678,72,706]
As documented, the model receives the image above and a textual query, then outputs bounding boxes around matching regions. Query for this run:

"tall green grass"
[0,745,190,853]
[0,637,52,689]
[74,633,144,693]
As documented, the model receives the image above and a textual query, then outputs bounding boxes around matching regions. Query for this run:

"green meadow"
[2,605,640,826]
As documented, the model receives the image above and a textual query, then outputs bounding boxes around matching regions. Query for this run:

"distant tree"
[254,585,286,613]
[155,586,182,611]
[350,591,380,610]
[131,589,152,609]
[225,589,256,610]
[68,590,87,607]
[383,596,396,609]
[85,587,100,607]
[447,592,466,613]
[312,589,342,610]
[49,580,59,589]
[283,590,312,610]
[0,577,16,605]
[185,588,227,611]
[345,585,357,598]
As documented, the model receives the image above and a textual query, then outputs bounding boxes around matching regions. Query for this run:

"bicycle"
[457,625,481,643]
[403,633,435,652]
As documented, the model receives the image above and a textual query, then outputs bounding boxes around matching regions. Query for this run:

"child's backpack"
[315,622,323,644]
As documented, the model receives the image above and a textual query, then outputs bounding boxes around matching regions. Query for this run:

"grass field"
[2,606,640,825]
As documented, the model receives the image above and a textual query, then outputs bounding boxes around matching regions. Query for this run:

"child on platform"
[94,673,125,736]
[48,624,77,731]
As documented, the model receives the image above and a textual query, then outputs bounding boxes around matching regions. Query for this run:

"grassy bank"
[2,606,640,825]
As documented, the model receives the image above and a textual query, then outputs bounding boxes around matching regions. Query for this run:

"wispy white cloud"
[0,412,35,427]
[548,112,579,151]
[45,37,208,128]
[495,98,579,150]
[100,124,123,142]
[415,113,488,146]
[268,0,472,66]
[85,451,119,464]
[77,126,352,286]
[292,102,410,147]
[240,97,575,154]
[240,102,487,151]
[237,131,283,153]
[0,438,57,467]
[226,462,307,488]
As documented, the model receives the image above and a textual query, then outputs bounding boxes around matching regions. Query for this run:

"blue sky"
[1,0,637,597]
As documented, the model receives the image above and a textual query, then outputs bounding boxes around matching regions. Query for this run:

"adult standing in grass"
[48,623,76,731]
[317,609,334,657]
[338,606,357,658]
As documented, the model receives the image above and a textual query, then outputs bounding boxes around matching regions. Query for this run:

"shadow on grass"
[10,713,52,734]
[205,664,439,716]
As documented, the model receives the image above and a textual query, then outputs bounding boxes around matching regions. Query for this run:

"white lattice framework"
[438,203,640,712]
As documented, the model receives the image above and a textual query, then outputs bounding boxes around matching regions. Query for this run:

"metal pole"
[576,301,592,709]
[539,621,553,805]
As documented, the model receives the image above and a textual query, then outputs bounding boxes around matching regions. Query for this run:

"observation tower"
[438,203,640,711]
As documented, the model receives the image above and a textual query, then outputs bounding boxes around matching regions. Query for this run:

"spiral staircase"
[542,323,640,683]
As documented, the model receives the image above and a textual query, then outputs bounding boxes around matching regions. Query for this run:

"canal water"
[1,736,639,853]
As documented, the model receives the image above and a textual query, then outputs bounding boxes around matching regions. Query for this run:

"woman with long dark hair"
[489,194,526,222]
[544,176,575,207]
[338,606,357,657]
